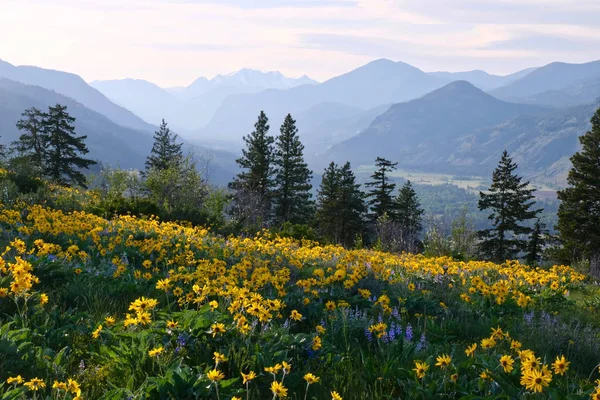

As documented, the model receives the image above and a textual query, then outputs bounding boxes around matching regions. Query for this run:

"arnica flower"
[510,340,522,351]
[500,355,515,373]
[241,371,256,384]
[24,378,46,391]
[209,300,219,310]
[465,343,477,357]
[67,378,81,396]
[39,293,48,306]
[325,301,336,311]
[521,356,542,372]
[156,278,171,291]
[304,373,320,384]
[552,355,570,376]
[210,323,226,337]
[265,364,283,374]
[104,316,116,326]
[451,373,458,382]
[271,381,288,398]
[53,381,67,390]
[213,351,228,365]
[520,366,552,392]
[435,354,452,369]
[312,335,322,350]
[148,346,164,357]
[166,320,179,330]
[7,376,24,385]
[92,324,103,339]
[290,310,302,321]
[481,337,496,349]
[331,390,343,400]
[207,369,225,382]
[282,361,292,374]
[413,361,429,379]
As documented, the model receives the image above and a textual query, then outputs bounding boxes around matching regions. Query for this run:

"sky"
[1,0,599,87]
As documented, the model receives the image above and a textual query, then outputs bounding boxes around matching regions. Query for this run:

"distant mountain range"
[91,69,317,131]
[1,56,599,188]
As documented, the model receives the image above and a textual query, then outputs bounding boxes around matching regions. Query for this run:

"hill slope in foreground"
[1,203,599,399]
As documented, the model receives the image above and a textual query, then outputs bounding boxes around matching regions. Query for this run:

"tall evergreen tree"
[365,157,397,219]
[525,219,547,266]
[315,162,342,243]
[273,114,313,225]
[229,111,275,227]
[12,107,45,170]
[41,104,96,187]
[557,108,600,278]
[314,162,365,247]
[145,119,183,172]
[337,162,366,247]
[478,150,541,262]
[394,180,424,252]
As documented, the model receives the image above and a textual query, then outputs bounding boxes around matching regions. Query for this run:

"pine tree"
[337,162,366,247]
[12,107,45,170]
[314,162,365,247]
[394,180,424,252]
[365,157,398,219]
[229,111,275,227]
[145,119,183,172]
[41,104,96,187]
[478,150,541,262]
[557,107,600,278]
[273,114,313,225]
[525,219,547,266]
[315,162,342,243]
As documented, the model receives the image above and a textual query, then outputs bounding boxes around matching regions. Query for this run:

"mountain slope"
[490,60,600,101]
[0,78,153,168]
[325,81,548,169]
[428,67,537,90]
[200,59,451,142]
[0,59,153,132]
[508,75,600,108]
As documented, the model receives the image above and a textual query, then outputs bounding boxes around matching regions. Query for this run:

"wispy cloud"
[0,0,598,86]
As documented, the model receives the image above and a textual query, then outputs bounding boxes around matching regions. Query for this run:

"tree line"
[4,104,600,278]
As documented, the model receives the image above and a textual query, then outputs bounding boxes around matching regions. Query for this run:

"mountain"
[0,79,238,184]
[490,60,600,102]
[90,79,178,126]
[324,81,548,170]
[428,67,537,91]
[200,59,451,143]
[93,69,317,130]
[0,59,153,132]
[506,75,600,108]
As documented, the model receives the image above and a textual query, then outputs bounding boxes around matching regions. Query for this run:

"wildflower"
[510,340,522,351]
[282,361,292,373]
[552,355,570,376]
[413,361,429,379]
[331,391,343,400]
[435,354,452,369]
[213,351,228,365]
[520,366,552,392]
[499,355,515,373]
[521,356,542,372]
[290,310,302,321]
[40,293,48,306]
[451,373,458,382]
[316,325,326,334]
[312,335,322,350]
[209,300,219,310]
[148,346,164,357]
[325,301,336,311]
[271,381,288,398]
[465,343,477,357]
[265,364,283,374]
[24,378,46,391]
[104,316,116,326]
[241,371,256,384]
[491,326,504,340]
[207,369,225,382]
[408,283,415,291]
[210,323,226,337]
[480,337,496,349]
[304,373,320,384]
[92,324,103,339]
[67,379,81,395]
[53,380,67,390]
[480,370,492,381]
[166,320,179,330]
[156,278,171,291]
[7,376,24,385]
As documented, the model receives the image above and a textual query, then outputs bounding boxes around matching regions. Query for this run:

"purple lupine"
[283,319,290,329]
[392,307,400,320]
[365,327,373,342]
[381,331,389,344]
[524,311,535,325]
[395,323,402,338]
[405,323,413,342]
[388,324,396,341]
[416,333,427,351]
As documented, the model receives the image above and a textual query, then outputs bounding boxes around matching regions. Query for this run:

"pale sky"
[1,0,599,87]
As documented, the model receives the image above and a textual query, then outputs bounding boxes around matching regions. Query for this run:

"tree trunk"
[590,249,600,280]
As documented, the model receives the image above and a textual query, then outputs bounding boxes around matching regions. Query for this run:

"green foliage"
[478,150,542,262]
[315,162,366,247]
[557,107,600,278]
[12,107,45,172]
[272,114,313,225]
[365,157,397,220]
[144,119,183,173]
[393,180,424,252]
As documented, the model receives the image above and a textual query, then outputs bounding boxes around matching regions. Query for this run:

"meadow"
[1,195,600,399]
